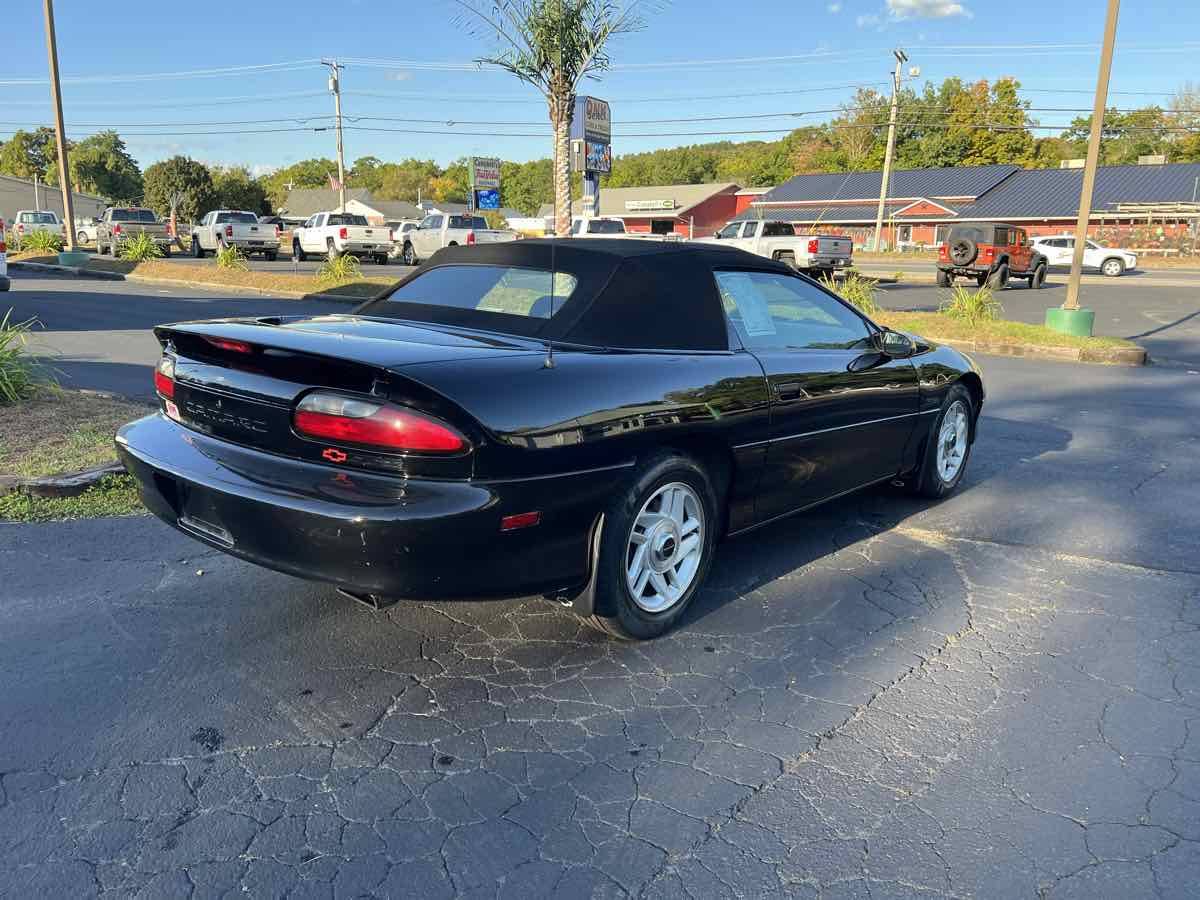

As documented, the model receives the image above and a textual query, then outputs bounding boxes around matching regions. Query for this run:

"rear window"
[947,225,993,244]
[111,208,157,222]
[366,265,578,320]
[215,212,259,224]
[448,216,488,230]
[762,222,795,237]
[20,211,59,224]
[327,214,368,226]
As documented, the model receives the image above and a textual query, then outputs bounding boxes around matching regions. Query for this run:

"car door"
[301,215,321,252]
[414,215,443,257]
[1012,228,1031,272]
[716,268,921,522]
[1083,239,1104,269]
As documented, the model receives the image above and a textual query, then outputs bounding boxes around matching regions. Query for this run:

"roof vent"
[1059,159,1086,169]
[1137,154,1167,165]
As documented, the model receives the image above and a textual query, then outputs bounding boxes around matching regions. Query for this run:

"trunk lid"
[156,315,540,477]
[815,235,853,257]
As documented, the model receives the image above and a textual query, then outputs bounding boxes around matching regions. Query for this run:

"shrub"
[892,270,904,283]
[20,229,64,254]
[214,244,248,271]
[821,270,881,316]
[939,284,1003,326]
[117,231,163,262]
[317,252,361,284]
[0,310,47,404]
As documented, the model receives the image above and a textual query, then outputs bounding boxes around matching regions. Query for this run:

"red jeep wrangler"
[937,223,1047,289]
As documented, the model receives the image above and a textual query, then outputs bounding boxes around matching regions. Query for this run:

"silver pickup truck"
[400,214,516,265]
[191,210,280,259]
[701,220,853,277]
[96,207,174,257]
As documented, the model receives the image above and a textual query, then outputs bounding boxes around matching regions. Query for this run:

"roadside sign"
[469,157,502,190]
[571,96,611,144]
[475,189,500,210]
[585,141,612,174]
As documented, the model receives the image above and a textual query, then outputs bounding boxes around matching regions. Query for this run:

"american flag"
[328,173,342,190]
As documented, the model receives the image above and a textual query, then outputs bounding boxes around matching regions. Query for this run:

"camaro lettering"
[184,400,268,434]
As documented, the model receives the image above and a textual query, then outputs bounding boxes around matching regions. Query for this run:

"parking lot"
[2,269,1200,898]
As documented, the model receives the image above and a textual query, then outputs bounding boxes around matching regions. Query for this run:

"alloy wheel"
[625,482,705,613]
[936,400,969,483]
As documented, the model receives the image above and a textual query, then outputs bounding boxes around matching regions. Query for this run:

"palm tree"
[453,1,650,236]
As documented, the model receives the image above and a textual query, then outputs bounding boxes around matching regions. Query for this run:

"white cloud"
[386,70,413,82]
[886,0,971,18]
[856,12,882,27]
[827,2,842,12]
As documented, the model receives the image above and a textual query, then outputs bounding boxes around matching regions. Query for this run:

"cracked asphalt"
[3,276,1200,898]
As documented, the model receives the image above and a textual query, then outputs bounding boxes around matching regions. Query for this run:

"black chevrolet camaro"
[117,239,983,639]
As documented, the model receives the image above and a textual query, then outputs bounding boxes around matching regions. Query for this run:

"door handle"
[774,381,806,401]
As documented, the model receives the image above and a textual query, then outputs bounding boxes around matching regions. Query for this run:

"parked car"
[74,217,99,246]
[1031,235,1136,277]
[937,223,1047,289]
[700,220,853,277]
[191,210,280,260]
[388,219,421,259]
[0,218,9,291]
[292,212,391,264]
[96,207,174,257]
[12,210,65,245]
[116,239,984,640]
[400,213,517,265]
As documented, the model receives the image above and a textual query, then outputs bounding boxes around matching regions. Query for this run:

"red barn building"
[586,183,743,237]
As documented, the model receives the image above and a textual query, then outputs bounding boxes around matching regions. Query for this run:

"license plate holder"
[178,485,234,547]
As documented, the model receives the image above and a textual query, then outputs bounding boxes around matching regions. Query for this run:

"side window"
[717,222,742,239]
[1016,230,1027,246]
[994,227,1008,245]
[741,222,759,238]
[428,216,444,229]
[715,270,871,352]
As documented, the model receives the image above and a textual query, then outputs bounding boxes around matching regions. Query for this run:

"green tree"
[349,156,385,192]
[501,158,554,215]
[211,165,270,214]
[0,128,58,181]
[456,0,646,236]
[64,131,142,200]
[258,157,337,209]
[1064,106,1170,165]
[375,159,441,201]
[143,156,216,223]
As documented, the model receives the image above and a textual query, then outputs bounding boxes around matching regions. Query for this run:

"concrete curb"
[9,260,125,281]
[0,461,125,499]
[931,336,1147,366]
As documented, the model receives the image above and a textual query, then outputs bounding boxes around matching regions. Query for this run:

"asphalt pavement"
[2,271,1200,898]
[77,247,408,278]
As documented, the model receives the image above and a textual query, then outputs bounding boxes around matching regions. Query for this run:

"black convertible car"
[117,240,983,639]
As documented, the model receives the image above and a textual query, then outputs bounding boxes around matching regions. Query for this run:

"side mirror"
[879,329,915,359]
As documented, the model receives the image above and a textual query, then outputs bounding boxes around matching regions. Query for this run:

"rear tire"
[936,268,952,287]
[76,231,88,245]
[582,453,719,641]
[327,240,340,262]
[1101,257,1124,277]
[375,253,388,266]
[293,241,307,263]
[910,384,974,499]
[775,251,798,270]
[265,251,278,262]
[191,237,204,259]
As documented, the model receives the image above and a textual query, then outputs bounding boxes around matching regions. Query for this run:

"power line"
[0,59,321,87]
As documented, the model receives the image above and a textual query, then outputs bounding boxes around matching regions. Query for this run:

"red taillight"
[225,224,234,238]
[154,355,175,399]
[294,393,466,453]
[113,224,122,235]
[274,225,280,239]
[339,227,348,240]
[938,245,948,259]
[466,231,476,246]
[983,247,994,260]
[807,238,819,254]
[500,511,541,531]
[204,336,253,354]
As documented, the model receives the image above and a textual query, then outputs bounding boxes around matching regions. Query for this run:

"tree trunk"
[551,92,573,237]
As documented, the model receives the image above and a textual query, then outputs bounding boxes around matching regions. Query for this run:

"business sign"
[625,199,675,211]
[469,156,502,190]
[571,96,611,145]
[474,188,500,210]
[585,141,612,174]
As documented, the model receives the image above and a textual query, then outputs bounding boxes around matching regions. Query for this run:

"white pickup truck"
[12,210,66,245]
[292,212,392,264]
[567,216,673,240]
[400,213,516,265]
[191,210,280,260]
[701,220,853,277]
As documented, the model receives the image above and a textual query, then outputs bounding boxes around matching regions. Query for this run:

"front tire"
[911,385,974,499]
[402,242,416,266]
[986,263,1009,290]
[583,453,719,640]
[1029,263,1046,289]
[1101,257,1125,277]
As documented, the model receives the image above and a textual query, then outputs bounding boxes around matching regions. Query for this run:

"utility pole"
[322,59,347,212]
[871,48,907,253]
[43,0,77,252]
[1051,0,1120,336]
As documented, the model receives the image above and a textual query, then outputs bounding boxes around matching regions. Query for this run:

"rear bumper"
[116,413,625,599]
[228,239,280,251]
[339,243,389,254]
[807,256,851,269]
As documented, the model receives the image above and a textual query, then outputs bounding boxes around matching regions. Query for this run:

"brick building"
[736,162,1200,252]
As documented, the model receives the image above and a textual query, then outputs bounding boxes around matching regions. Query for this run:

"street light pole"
[43,0,77,253]
[871,48,907,253]
[322,59,347,212]
[1056,0,1120,333]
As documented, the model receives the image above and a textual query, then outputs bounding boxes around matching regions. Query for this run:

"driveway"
[2,280,1199,897]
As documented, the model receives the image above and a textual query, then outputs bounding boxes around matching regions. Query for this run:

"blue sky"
[2,0,1194,175]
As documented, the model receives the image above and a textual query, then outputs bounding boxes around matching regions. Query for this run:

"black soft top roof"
[368,239,791,351]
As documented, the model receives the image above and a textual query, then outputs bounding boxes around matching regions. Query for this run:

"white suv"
[1031,235,1137,277]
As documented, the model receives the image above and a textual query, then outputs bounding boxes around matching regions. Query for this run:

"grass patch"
[821,270,881,316]
[877,310,1137,350]
[0,387,151,479]
[0,474,142,522]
